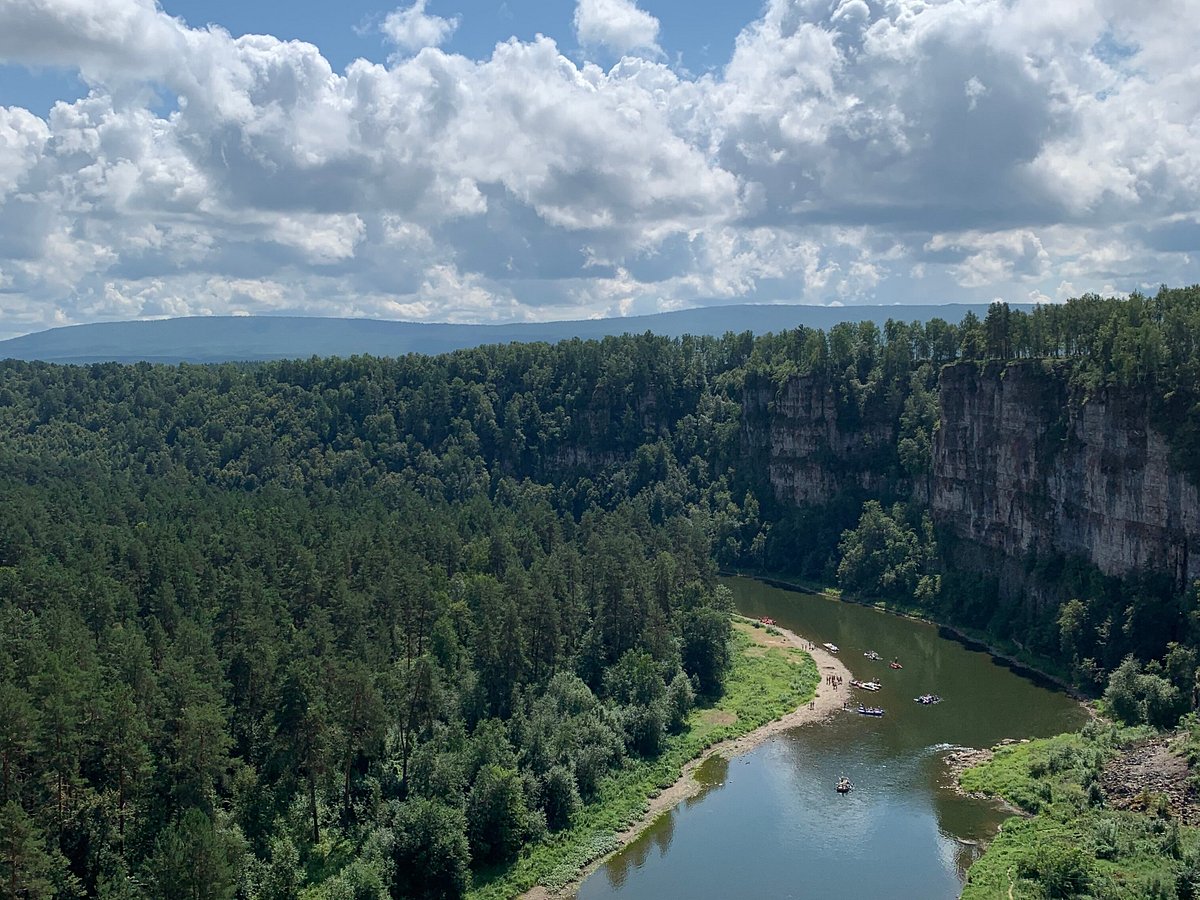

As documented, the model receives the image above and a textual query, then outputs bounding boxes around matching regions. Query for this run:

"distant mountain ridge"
[0,304,1012,364]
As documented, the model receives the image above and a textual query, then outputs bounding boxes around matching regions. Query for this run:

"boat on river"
[575,578,1091,898]
[850,679,882,691]
[856,705,885,717]
[864,650,882,660]
[836,776,852,793]
[914,694,942,705]
[889,660,903,669]
[823,642,840,653]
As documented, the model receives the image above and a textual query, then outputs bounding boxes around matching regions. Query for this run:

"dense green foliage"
[4,285,1200,897]
[0,328,812,898]
[960,721,1200,899]
[1100,650,1200,731]
[470,625,817,899]
[0,456,759,898]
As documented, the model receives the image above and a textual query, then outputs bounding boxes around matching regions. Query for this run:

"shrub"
[1103,657,1187,729]
[1177,850,1200,900]
[466,765,529,866]
[540,766,581,832]
[1092,819,1120,860]
[617,701,667,757]
[1018,845,1092,898]
[388,798,470,900]
[1104,658,1143,725]
[665,672,695,733]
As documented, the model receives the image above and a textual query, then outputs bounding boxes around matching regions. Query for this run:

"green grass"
[960,723,1200,899]
[960,733,1097,816]
[724,569,1081,691]
[467,626,820,899]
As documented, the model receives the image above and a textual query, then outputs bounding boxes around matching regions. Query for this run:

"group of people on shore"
[808,671,844,710]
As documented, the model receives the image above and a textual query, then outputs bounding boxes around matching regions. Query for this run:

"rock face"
[743,375,901,507]
[1101,737,1200,824]
[932,360,1200,588]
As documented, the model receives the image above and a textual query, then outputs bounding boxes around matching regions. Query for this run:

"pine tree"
[147,808,241,900]
[100,684,151,852]
[0,801,53,900]
[0,685,38,803]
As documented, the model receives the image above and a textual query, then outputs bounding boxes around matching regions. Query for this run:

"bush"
[1162,821,1184,860]
[318,859,389,900]
[1018,845,1092,898]
[388,798,470,900]
[540,766,581,832]
[604,650,665,708]
[665,672,695,733]
[1146,874,1175,900]
[573,743,614,801]
[1103,657,1188,729]
[617,701,667,757]
[1092,819,1119,860]
[1177,850,1200,900]
[1104,658,1143,724]
[466,765,529,866]
[1141,675,1184,730]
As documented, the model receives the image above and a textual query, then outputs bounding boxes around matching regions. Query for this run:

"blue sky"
[1,0,1198,338]
[1,1,751,113]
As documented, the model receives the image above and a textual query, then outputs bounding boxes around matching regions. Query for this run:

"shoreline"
[731,574,1098,816]
[521,618,853,899]
[942,743,1030,819]
[726,571,1091,702]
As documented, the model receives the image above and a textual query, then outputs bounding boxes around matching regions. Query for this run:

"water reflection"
[603,807,675,888]
[693,754,729,794]
[601,754,730,889]
[577,578,1087,900]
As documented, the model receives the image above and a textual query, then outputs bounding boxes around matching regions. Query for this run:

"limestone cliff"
[743,374,902,507]
[932,360,1200,589]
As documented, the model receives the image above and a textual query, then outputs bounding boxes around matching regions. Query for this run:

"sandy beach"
[522,618,854,899]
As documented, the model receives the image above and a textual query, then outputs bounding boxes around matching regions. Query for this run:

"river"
[576,576,1089,899]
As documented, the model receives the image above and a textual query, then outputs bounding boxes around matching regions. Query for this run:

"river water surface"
[576,577,1088,899]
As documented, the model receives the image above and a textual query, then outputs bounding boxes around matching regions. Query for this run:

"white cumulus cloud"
[573,0,661,56]
[381,0,460,55]
[0,0,1198,338]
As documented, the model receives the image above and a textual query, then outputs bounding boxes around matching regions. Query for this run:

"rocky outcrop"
[1101,737,1200,824]
[545,446,626,474]
[933,360,1200,589]
[744,375,901,507]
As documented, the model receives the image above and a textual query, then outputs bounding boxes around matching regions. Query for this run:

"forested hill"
[3,286,1200,899]
[0,303,1002,364]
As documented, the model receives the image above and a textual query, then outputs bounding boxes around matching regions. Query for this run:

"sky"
[0,0,1198,339]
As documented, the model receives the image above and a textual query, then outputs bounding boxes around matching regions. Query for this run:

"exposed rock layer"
[743,375,901,507]
[932,361,1199,588]
[752,361,1198,589]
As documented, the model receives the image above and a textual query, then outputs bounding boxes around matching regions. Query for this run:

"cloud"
[0,0,189,86]
[573,0,661,56]
[964,76,988,111]
[381,1,460,55]
[0,0,1198,337]
[0,107,49,197]
[925,230,1051,289]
